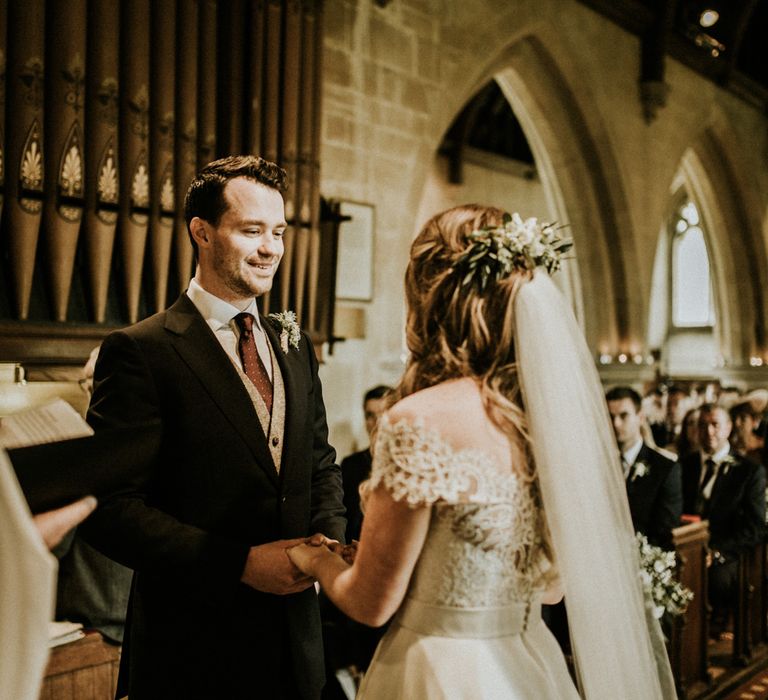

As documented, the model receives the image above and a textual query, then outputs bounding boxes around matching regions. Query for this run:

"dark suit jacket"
[626,443,682,548]
[80,294,346,700]
[340,448,372,543]
[681,450,765,559]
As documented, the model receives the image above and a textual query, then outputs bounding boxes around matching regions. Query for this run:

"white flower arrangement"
[636,533,694,619]
[268,310,301,353]
[454,212,572,291]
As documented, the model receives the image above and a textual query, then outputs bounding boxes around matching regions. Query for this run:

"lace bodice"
[369,415,552,609]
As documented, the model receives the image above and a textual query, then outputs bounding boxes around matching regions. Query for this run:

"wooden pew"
[733,540,768,665]
[39,632,120,700]
[749,541,768,648]
[670,521,711,699]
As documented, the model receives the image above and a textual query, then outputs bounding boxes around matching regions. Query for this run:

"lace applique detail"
[370,415,552,607]
[369,415,516,507]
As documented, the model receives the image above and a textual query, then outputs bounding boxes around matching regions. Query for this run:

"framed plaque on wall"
[335,201,374,302]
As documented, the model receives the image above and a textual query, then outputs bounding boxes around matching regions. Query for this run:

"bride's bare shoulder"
[384,379,512,464]
[386,378,483,428]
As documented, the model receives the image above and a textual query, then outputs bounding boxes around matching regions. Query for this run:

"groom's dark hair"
[184,155,288,259]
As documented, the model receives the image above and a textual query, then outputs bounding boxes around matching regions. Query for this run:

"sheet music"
[48,620,86,648]
[0,399,93,449]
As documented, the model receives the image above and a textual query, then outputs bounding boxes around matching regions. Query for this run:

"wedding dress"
[356,412,580,699]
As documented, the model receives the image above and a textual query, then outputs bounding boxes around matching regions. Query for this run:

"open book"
[0,398,93,450]
[4,401,161,513]
[48,620,85,648]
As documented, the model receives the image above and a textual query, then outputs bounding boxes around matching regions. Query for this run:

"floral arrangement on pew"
[636,533,694,620]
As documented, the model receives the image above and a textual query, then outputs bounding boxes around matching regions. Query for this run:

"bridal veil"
[514,270,676,699]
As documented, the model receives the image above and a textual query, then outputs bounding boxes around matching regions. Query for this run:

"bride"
[288,205,676,698]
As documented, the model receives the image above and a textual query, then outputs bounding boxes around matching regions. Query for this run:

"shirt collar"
[702,441,731,465]
[622,439,644,466]
[186,278,262,331]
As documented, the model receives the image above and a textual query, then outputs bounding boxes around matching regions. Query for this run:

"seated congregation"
[560,382,767,699]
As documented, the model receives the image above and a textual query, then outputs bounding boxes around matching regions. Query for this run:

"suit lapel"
[684,453,703,512]
[708,452,737,512]
[626,444,647,495]
[262,315,307,481]
[165,295,279,486]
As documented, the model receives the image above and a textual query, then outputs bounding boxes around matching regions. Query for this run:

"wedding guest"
[288,205,675,699]
[729,390,767,466]
[675,407,701,460]
[681,404,765,635]
[79,155,346,699]
[651,384,690,450]
[606,386,682,548]
[341,385,392,544]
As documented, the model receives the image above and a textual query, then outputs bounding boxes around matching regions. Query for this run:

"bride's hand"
[287,541,338,576]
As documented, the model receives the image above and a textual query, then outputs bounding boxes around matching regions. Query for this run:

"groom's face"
[198,177,287,303]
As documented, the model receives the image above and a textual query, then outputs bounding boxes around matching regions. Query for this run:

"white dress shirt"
[186,279,273,381]
[621,438,644,479]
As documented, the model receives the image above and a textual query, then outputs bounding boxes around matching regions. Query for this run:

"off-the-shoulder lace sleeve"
[368,415,475,506]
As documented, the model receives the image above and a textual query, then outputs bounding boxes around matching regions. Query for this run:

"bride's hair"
[392,204,532,460]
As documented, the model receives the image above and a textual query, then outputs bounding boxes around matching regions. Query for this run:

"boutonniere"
[268,310,301,353]
[631,461,649,482]
[720,455,737,475]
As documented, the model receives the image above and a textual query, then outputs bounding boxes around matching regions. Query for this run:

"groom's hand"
[240,538,316,594]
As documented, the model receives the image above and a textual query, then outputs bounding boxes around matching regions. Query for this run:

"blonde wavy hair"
[391,204,533,464]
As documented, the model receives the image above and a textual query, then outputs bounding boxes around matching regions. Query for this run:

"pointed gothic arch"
[409,27,643,358]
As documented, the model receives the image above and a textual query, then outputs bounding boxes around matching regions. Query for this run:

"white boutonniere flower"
[631,461,649,482]
[268,310,301,353]
[720,454,737,476]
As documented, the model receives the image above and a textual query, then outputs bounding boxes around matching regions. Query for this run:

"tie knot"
[235,312,255,337]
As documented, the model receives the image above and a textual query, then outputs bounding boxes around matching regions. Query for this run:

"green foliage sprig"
[454,213,572,291]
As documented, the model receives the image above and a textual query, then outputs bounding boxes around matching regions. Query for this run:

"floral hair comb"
[454,212,572,291]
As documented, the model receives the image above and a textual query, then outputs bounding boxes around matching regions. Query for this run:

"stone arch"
[676,118,768,365]
[408,27,640,355]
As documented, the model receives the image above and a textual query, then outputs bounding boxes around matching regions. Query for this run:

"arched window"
[671,200,715,328]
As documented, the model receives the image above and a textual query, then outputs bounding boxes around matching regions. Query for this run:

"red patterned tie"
[234,312,273,413]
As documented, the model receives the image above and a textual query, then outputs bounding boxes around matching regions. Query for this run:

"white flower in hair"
[454,212,572,291]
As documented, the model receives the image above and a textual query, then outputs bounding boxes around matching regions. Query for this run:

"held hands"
[240,538,317,595]
[286,534,358,577]
[240,536,357,594]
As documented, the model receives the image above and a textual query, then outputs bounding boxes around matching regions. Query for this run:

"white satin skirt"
[356,598,580,699]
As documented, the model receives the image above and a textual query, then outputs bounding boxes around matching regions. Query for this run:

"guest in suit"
[650,384,690,450]
[606,386,682,548]
[681,403,766,629]
[80,155,346,700]
[341,385,391,544]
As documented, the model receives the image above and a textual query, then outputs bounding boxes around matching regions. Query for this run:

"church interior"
[2,0,768,698]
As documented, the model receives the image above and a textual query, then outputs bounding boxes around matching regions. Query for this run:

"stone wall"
[317,0,768,454]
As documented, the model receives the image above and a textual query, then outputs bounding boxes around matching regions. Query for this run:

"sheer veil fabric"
[514,271,676,699]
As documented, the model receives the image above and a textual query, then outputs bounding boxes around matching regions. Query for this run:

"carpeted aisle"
[722,672,768,700]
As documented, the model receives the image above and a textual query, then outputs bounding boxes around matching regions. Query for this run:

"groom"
[80,156,346,699]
